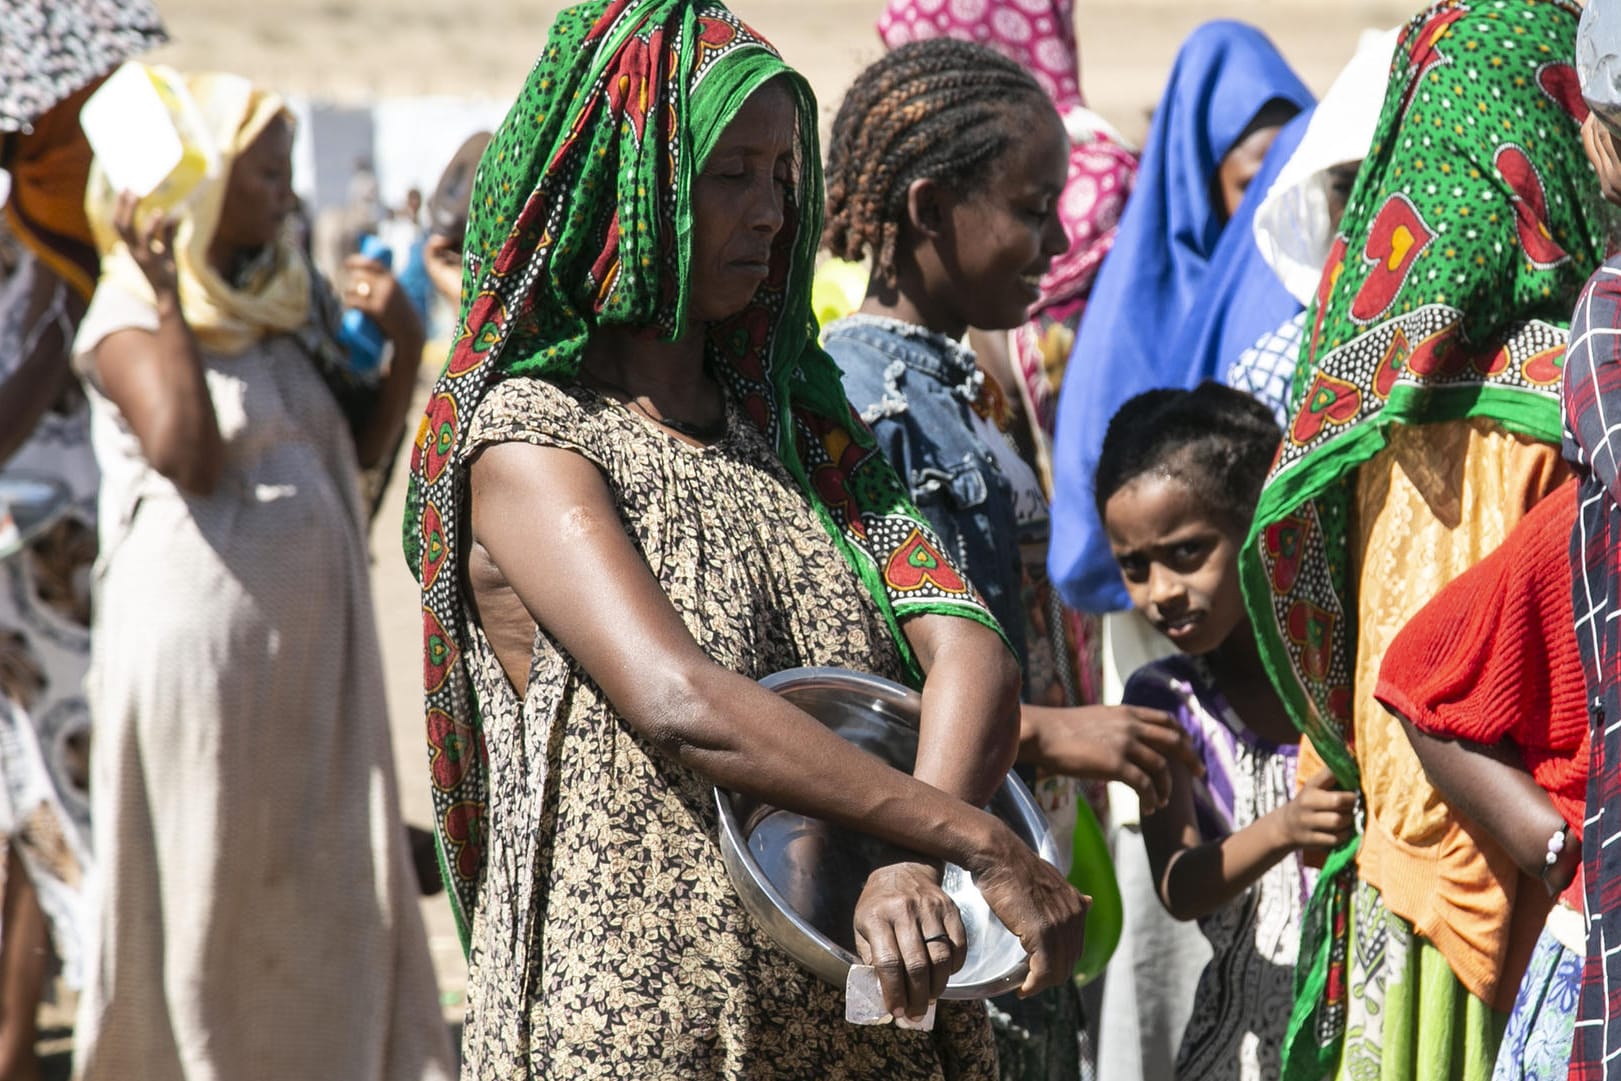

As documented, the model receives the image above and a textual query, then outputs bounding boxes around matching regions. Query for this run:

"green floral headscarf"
[403,0,1002,948]
[1236,2,1604,1076]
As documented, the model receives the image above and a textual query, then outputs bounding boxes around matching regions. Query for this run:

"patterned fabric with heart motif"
[1237,2,1606,1078]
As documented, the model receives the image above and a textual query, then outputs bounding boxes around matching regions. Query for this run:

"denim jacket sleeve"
[825,323,1027,662]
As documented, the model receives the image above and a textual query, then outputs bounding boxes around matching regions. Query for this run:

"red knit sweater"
[1375,478,1590,839]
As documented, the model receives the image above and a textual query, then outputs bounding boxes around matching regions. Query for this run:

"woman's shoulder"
[72,284,160,383]
[825,317,969,429]
[462,376,605,462]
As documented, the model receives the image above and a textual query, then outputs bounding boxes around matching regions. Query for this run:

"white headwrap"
[1251,27,1399,304]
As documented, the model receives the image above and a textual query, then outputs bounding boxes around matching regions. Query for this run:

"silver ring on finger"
[356,279,372,298]
[923,933,953,947]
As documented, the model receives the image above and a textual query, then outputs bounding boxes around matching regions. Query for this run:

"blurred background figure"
[1232,28,1398,426]
[0,3,166,1078]
[420,131,490,335]
[68,71,450,1081]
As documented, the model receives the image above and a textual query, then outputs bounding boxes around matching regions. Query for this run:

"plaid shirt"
[1564,257,1621,1081]
[1227,309,1306,431]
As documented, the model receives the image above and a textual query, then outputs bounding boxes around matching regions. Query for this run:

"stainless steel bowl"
[714,666,1059,1000]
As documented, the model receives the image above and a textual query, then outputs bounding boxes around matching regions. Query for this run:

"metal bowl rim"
[714,665,1058,999]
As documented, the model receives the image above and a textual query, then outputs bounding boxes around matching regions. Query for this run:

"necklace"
[582,372,728,442]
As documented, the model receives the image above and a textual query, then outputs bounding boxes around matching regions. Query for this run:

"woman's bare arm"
[1397,713,1579,894]
[470,439,1086,1004]
[1142,763,1354,921]
[339,253,425,469]
[902,612,1020,807]
[93,201,223,495]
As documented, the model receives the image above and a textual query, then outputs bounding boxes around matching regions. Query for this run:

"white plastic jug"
[79,63,217,215]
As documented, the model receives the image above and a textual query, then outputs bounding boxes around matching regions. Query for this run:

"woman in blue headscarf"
[1048,21,1313,617]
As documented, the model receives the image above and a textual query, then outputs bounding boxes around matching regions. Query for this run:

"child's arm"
[1142,765,1355,922]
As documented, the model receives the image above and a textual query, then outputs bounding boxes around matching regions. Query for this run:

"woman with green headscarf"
[403,1,1086,1076]
[1237,1,1606,1078]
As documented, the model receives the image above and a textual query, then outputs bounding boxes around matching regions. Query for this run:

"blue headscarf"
[1048,20,1312,613]
[1173,106,1314,406]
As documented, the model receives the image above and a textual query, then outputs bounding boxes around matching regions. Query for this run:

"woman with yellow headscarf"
[68,72,453,1080]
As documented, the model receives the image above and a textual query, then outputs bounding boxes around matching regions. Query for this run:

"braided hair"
[1093,382,1282,530]
[823,38,1056,286]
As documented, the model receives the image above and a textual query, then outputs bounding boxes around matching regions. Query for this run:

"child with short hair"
[1097,383,1356,1081]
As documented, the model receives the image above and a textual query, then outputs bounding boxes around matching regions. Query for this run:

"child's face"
[935,109,1070,331]
[1103,473,1247,656]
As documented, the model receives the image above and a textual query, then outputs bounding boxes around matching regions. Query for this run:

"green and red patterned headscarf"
[1236,1,1604,1076]
[403,0,1001,950]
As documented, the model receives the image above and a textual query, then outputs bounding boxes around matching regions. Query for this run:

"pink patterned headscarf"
[876,0,1135,312]
[877,0,1084,112]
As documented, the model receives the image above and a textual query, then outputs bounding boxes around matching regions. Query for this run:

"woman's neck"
[857,260,967,342]
[581,324,708,396]
[206,238,266,287]
[578,324,726,442]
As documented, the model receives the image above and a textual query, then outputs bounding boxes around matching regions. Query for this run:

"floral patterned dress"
[456,377,997,1080]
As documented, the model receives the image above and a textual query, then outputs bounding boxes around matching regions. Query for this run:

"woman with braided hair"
[403,2,1087,1076]
[821,38,1202,1080]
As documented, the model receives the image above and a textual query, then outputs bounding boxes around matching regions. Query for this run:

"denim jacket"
[824,315,1026,663]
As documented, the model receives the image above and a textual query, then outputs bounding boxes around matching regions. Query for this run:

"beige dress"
[457,377,997,1080]
[69,287,453,1081]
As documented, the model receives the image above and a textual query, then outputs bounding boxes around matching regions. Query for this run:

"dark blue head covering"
[1171,105,1313,402]
[1048,20,1312,613]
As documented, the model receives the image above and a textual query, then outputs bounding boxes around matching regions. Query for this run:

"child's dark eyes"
[1164,538,1219,573]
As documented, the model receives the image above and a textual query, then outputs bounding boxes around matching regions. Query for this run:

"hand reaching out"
[1026,703,1204,812]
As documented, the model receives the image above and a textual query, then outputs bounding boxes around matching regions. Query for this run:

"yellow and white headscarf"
[84,69,309,355]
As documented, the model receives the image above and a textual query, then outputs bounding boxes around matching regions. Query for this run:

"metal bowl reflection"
[714,666,1059,1000]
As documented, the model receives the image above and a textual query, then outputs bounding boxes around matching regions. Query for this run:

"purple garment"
[1123,651,1315,1081]
[1125,655,1299,840]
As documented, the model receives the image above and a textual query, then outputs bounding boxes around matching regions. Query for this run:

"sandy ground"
[59,0,1421,1053]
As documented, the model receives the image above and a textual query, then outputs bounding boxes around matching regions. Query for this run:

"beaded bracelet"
[1541,824,1570,889]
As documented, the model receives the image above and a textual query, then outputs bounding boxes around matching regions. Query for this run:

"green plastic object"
[1067,797,1121,986]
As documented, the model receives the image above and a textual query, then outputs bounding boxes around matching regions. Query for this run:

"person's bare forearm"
[341,252,426,469]
[640,659,1016,876]
[354,327,425,468]
[1397,713,1567,880]
[1157,814,1296,920]
[135,292,223,494]
[906,614,1020,807]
